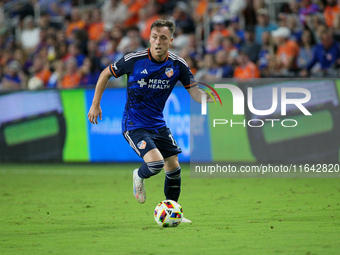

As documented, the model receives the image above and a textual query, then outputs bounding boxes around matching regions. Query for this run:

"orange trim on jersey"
[184,82,197,88]
[148,48,151,60]
[110,64,118,78]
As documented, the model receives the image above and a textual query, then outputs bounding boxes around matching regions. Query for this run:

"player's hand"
[88,105,102,124]
[206,91,219,103]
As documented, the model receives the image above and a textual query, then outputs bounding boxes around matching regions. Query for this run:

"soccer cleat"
[133,169,146,203]
[181,217,192,223]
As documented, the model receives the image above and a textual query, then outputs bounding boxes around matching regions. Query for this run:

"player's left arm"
[178,59,217,104]
[187,86,217,103]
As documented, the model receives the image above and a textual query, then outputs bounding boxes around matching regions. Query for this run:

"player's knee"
[146,160,164,175]
[164,155,179,171]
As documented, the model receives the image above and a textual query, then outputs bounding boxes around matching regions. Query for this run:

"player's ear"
[170,37,174,44]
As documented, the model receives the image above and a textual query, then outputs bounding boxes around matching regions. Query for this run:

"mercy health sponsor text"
[137,78,171,89]
[201,84,312,128]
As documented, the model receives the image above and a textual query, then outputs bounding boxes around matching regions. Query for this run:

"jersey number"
[168,134,177,146]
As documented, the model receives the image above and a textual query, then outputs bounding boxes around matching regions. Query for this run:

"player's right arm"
[88,66,112,124]
[88,53,132,124]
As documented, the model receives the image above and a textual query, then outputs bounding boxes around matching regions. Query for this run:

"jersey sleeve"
[178,59,197,89]
[109,56,133,78]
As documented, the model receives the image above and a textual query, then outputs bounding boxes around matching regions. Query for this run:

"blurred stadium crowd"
[1,0,340,90]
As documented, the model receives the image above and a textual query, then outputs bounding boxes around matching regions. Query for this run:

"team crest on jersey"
[165,68,174,78]
[137,140,147,149]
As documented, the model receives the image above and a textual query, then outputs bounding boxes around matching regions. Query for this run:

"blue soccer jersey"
[109,48,197,132]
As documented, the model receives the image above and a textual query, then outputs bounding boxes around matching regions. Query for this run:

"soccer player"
[88,19,215,223]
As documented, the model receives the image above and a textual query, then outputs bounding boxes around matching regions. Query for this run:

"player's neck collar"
[148,48,169,63]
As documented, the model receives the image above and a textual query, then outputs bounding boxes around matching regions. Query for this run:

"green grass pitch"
[0,163,339,255]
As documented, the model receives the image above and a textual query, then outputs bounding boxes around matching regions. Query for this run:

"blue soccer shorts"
[123,127,182,159]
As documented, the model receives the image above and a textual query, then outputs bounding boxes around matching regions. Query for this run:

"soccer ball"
[154,200,183,227]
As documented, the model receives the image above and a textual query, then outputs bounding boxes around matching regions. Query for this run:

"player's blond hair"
[150,19,176,37]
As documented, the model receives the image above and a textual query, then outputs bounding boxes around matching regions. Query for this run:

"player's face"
[149,27,173,61]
